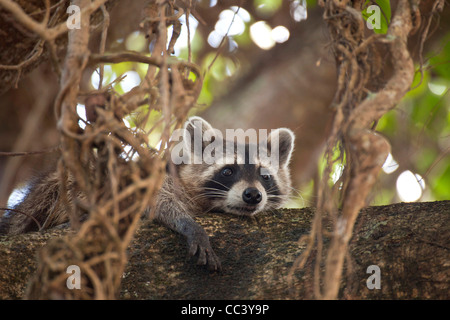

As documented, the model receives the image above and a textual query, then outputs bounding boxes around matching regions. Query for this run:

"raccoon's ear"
[267,128,295,168]
[183,116,215,155]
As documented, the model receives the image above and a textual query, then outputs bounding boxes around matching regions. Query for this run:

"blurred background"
[0,0,449,208]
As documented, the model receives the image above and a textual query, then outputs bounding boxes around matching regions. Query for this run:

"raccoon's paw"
[187,229,221,271]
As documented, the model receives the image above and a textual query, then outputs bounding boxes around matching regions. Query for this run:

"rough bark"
[1,200,448,300]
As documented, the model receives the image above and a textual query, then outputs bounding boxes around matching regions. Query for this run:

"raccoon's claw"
[196,245,221,271]
[187,230,221,271]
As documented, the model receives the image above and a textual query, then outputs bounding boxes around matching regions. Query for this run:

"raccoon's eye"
[262,174,271,181]
[221,167,233,177]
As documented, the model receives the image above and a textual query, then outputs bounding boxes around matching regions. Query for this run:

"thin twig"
[0,207,42,230]
[97,4,110,90]
[0,146,59,157]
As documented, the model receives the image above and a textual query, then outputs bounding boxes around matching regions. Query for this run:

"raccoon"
[154,117,295,270]
[0,117,295,271]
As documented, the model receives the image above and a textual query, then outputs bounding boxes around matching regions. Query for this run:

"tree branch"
[321,0,416,300]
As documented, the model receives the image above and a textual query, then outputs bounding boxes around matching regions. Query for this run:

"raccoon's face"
[175,116,295,217]
[202,163,284,216]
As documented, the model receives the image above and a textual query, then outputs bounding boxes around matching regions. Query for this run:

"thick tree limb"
[0,201,448,299]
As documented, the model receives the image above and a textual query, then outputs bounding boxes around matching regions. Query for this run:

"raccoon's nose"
[242,188,262,205]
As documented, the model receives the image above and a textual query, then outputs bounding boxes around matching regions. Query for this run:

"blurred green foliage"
[377,32,450,202]
[254,0,283,17]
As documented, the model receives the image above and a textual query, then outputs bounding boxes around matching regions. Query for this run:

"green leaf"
[362,0,391,34]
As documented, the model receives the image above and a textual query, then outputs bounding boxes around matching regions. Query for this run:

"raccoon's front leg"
[154,185,221,271]
[156,214,221,271]
[177,216,221,271]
